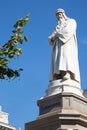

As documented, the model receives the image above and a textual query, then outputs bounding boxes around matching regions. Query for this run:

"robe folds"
[50,18,80,82]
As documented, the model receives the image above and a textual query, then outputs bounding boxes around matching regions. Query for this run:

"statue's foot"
[63,72,70,80]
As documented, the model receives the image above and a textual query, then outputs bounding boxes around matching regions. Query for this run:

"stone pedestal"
[25,93,87,130]
[46,79,83,97]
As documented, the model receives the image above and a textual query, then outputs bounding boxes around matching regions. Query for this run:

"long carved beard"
[59,17,66,25]
[57,18,66,30]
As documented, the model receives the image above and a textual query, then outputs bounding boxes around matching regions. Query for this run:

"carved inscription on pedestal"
[39,97,62,115]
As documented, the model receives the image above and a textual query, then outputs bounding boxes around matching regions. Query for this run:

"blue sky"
[0,0,87,130]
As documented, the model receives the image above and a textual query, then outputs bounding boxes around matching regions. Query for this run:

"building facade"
[0,106,15,130]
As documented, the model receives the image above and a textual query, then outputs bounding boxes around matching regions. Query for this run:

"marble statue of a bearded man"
[48,8,80,83]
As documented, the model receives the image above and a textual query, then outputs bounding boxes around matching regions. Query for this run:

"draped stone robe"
[49,18,80,82]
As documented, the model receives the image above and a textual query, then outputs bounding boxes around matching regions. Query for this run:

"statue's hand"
[48,36,54,45]
[48,35,54,45]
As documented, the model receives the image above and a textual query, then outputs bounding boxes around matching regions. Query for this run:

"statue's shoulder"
[68,18,76,24]
[67,18,77,26]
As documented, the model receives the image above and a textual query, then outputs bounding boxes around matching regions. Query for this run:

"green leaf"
[24,36,28,42]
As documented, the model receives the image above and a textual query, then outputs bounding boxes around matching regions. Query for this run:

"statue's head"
[55,8,65,16]
[55,8,68,21]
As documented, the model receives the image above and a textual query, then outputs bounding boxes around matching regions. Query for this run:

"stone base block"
[25,93,87,130]
[25,113,87,130]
